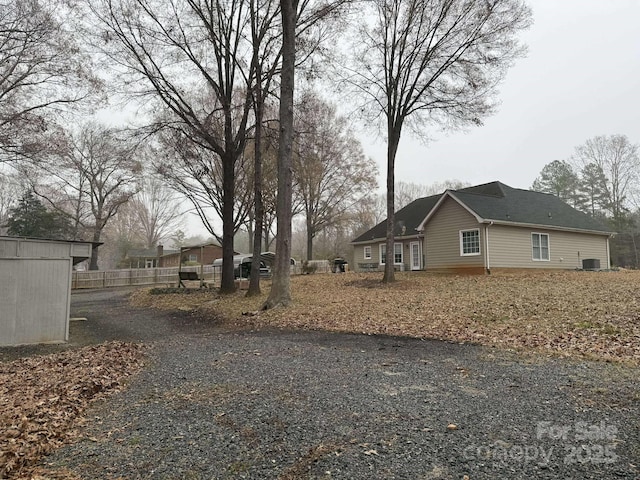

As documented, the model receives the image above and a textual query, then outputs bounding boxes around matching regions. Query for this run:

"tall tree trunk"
[383,126,401,283]
[264,229,270,252]
[247,209,255,253]
[263,0,296,309]
[220,150,236,293]
[306,217,314,261]
[248,92,265,296]
[89,229,101,270]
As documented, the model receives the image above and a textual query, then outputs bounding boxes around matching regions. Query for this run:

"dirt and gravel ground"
[1,279,639,479]
[45,332,640,480]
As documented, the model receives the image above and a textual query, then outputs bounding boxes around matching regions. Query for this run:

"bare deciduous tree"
[87,0,257,292]
[572,134,640,230]
[263,0,351,309]
[131,174,185,249]
[394,179,470,210]
[343,0,531,282]
[246,0,284,296]
[263,0,297,309]
[33,123,141,269]
[156,132,253,244]
[293,92,377,260]
[0,0,95,163]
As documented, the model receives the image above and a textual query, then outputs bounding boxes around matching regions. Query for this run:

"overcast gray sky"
[361,0,640,191]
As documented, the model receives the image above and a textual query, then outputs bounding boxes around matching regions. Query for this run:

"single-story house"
[125,245,179,268]
[161,242,228,267]
[124,243,227,268]
[352,181,613,273]
[0,236,93,346]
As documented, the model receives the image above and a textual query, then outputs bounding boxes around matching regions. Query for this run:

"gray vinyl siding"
[353,239,417,271]
[487,225,609,269]
[424,197,484,269]
[353,243,380,271]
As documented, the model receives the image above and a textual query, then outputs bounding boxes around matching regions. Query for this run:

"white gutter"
[480,219,612,236]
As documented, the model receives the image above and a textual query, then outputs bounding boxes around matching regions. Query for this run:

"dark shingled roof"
[451,182,612,233]
[352,181,611,244]
[352,194,441,243]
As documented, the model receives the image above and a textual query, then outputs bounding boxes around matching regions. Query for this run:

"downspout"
[606,234,612,270]
[485,222,493,274]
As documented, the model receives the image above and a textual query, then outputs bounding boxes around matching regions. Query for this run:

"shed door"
[0,258,71,346]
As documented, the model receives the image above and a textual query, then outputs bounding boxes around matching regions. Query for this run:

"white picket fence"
[71,261,336,289]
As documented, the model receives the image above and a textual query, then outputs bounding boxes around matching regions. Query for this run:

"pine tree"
[531,160,581,207]
[7,191,71,239]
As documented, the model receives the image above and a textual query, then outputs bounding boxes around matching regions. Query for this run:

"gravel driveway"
[27,290,640,478]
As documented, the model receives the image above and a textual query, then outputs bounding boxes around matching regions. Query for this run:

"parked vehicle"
[212,255,271,279]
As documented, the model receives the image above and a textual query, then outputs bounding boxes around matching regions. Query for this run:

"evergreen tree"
[531,160,581,207]
[7,191,71,239]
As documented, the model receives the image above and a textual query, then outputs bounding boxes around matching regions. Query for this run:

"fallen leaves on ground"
[132,270,640,364]
[0,342,146,479]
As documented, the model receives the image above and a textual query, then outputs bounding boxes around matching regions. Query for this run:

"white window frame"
[394,242,403,265]
[188,254,198,262]
[531,232,550,261]
[363,246,372,260]
[459,229,481,256]
[379,243,403,265]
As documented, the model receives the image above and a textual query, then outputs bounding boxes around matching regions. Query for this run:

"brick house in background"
[125,245,178,268]
[159,242,227,267]
[124,242,228,268]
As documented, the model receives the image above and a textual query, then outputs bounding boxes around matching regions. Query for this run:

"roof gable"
[351,194,441,243]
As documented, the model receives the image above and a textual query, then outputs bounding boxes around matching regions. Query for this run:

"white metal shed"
[0,236,92,346]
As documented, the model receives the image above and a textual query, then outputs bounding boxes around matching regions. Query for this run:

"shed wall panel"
[0,258,71,346]
[20,242,70,259]
[0,239,18,257]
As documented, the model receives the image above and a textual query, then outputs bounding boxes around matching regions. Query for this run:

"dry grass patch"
[132,271,640,364]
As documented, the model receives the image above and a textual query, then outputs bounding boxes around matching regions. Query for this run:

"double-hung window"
[380,243,403,264]
[460,229,480,256]
[532,233,550,261]
[394,243,403,264]
[363,246,372,260]
[379,244,386,265]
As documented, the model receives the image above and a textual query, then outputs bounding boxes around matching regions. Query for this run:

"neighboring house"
[160,243,227,267]
[125,245,179,269]
[124,243,226,268]
[352,181,613,273]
